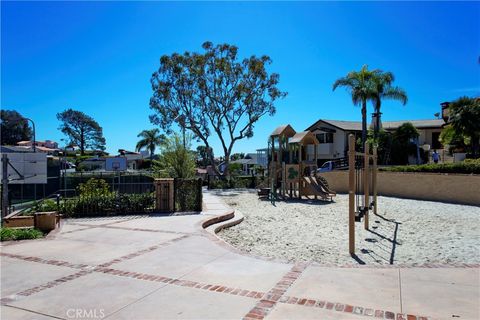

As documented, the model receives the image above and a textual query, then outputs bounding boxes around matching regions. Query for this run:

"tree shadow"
[366,212,402,264]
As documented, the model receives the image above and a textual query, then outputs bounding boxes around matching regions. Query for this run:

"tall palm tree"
[136,128,165,160]
[333,65,377,148]
[370,71,408,137]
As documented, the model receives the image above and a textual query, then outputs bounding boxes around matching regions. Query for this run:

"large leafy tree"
[0,110,33,145]
[333,65,377,148]
[136,128,165,160]
[196,145,214,167]
[447,96,480,156]
[149,42,287,175]
[56,109,106,155]
[391,122,419,165]
[153,133,195,179]
[370,71,408,137]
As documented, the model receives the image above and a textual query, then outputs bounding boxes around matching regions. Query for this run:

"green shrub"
[208,175,261,189]
[77,178,113,198]
[60,192,155,217]
[1,228,44,241]
[380,160,480,174]
[32,199,58,212]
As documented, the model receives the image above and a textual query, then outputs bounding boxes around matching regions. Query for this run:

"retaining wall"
[320,171,480,206]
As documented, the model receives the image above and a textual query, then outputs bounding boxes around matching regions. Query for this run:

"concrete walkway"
[0,191,478,320]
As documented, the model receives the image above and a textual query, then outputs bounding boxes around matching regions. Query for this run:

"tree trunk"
[361,100,367,150]
[374,101,381,138]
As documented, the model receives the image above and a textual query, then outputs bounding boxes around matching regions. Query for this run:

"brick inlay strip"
[2,251,432,320]
[67,222,195,236]
[17,270,91,297]
[1,253,89,270]
[243,262,309,320]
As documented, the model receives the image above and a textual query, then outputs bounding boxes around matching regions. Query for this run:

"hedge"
[380,159,480,174]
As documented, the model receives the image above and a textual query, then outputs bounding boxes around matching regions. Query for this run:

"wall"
[320,170,480,206]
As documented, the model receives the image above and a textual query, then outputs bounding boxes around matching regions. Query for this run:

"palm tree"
[370,72,408,137]
[333,65,377,148]
[136,128,165,160]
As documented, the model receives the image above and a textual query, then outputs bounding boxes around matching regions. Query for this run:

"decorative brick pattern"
[2,215,434,320]
[17,270,91,297]
[243,262,309,320]
[68,222,193,236]
[0,252,89,270]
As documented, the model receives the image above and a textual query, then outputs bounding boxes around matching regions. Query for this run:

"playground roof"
[289,131,319,145]
[270,125,296,137]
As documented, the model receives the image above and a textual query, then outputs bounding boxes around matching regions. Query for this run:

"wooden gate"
[154,179,174,212]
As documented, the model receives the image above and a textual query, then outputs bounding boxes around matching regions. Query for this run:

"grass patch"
[380,159,480,174]
[0,227,44,241]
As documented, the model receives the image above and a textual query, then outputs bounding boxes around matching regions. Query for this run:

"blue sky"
[2,1,479,155]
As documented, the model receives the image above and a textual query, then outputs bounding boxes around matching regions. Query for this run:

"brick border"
[1,249,433,319]
[243,262,309,320]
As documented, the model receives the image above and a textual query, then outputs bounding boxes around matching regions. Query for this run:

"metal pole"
[364,141,370,230]
[348,134,355,255]
[373,145,378,215]
[2,154,9,222]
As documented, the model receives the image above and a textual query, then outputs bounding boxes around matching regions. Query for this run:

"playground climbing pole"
[348,134,378,255]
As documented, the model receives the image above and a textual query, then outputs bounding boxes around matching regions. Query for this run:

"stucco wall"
[320,171,480,206]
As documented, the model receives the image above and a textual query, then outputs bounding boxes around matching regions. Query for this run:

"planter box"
[3,215,34,228]
[34,212,57,232]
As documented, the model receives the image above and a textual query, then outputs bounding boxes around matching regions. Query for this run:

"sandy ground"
[215,190,480,266]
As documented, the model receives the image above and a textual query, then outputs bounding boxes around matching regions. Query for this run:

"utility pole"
[1,154,9,222]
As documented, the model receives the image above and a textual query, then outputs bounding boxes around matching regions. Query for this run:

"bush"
[380,160,480,174]
[1,228,44,241]
[32,199,58,212]
[78,178,112,198]
[60,192,155,217]
[208,175,263,189]
[174,179,202,212]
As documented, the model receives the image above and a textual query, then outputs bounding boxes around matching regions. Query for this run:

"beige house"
[305,119,445,164]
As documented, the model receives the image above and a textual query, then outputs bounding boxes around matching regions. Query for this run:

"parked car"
[317,161,335,173]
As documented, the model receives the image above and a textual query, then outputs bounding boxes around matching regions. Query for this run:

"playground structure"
[348,134,378,255]
[266,125,336,202]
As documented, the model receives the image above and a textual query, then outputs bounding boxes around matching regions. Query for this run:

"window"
[316,133,325,143]
[316,133,333,144]
[326,133,334,143]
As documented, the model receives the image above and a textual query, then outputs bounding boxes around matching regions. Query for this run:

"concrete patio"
[1,191,479,320]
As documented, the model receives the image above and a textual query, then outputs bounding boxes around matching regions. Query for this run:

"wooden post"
[373,145,378,215]
[348,134,355,255]
[364,142,370,230]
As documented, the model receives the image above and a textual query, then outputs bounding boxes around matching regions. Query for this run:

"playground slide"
[313,176,337,196]
[302,177,335,201]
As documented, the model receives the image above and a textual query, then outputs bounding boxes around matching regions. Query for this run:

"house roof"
[270,124,296,137]
[307,119,445,132]
[381,119,445,130]
[289,131,319,145]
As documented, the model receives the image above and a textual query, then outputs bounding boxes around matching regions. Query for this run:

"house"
[17,140,59,149]
[305,118,445,164]
[229,153,265,175]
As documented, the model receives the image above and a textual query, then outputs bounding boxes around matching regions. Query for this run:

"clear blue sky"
[2,1,479,155]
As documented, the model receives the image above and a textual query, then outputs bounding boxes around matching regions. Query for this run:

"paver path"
[1,191,478,320]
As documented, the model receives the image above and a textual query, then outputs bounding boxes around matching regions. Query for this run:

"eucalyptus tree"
[149,42,287,175]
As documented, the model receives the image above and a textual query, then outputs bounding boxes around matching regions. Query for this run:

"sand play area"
[215,190,480,266]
